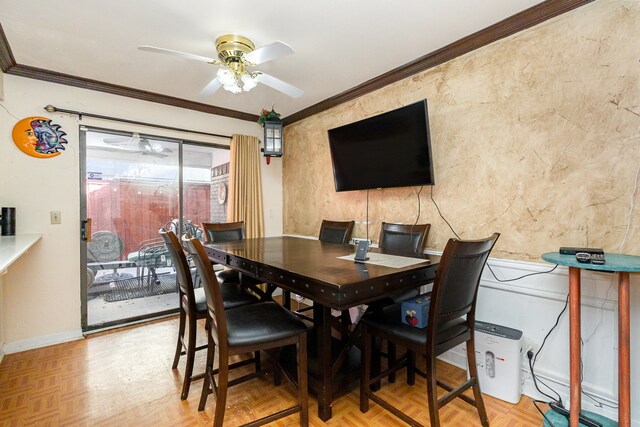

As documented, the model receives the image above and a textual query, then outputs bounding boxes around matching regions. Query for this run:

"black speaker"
[1,207,16,236]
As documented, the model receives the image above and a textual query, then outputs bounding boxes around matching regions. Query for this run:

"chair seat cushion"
[226,301,308,347]
[216,268,240,284]
[194,283,258,312]
[220,282,259,310]
[216,268,263,288]
[362,303,469,348]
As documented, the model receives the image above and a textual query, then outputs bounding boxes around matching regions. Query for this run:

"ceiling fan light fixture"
[217,68,235,86]
[223,83,242,94]
[241,72,258,91]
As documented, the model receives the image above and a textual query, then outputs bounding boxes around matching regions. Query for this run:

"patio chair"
[127,237,172,286]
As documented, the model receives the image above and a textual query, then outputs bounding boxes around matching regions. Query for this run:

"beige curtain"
[227,134,265,238]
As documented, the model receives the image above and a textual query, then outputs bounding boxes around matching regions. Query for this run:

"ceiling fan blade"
[244,41,294,65]
[257,73,304,98]
[141,138,173,154]
[89,145,139,153]
[138,45,216,63]
[199,76,223,97]
[158,146,173,154]
[103,136,135,145]
[142,151,168,158]
[138,139,151,151]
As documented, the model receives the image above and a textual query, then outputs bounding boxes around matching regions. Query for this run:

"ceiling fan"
[139,34,304,98]
[102,133,172,157]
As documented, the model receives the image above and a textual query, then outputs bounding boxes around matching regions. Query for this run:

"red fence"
[87,178,211,258]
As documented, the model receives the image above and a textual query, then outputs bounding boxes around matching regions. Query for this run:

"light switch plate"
[50,211,61,224]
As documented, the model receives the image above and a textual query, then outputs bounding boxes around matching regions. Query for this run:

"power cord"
[533,400,556,427]
[528,352,561,404]
[487,263,559,282]
[430,185,559,282]
[429,186,460,239]
[366,189,369,242]
[525,294,569,426]
[409,186,424,245]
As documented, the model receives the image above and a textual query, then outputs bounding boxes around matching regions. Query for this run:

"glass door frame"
[80,125,229,332]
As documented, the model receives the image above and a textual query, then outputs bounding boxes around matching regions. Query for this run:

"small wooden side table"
[541,252,640,427]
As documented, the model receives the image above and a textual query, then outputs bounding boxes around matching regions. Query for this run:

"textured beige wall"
[284,1,640,262]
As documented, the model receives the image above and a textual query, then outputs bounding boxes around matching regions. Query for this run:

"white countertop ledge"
[0,234,43,275]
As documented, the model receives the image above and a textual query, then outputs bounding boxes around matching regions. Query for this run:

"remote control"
[548,402,602,427]
[559,247,604,255]
[575,252,591,263]
[591,252,605,265]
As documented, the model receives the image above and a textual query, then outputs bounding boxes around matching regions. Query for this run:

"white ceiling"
[0,0,543,118]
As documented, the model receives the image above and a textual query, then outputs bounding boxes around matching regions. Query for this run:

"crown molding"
[5,64,258,121]
[283,0,594,125]
[0,22,16,72]
[0,22,257,121]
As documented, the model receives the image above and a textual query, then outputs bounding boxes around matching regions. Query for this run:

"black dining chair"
[374,222,431,381]
[319,220,356,335]
[319,219,355,244]
[289,220,355,323]
[360,233,500,427]
[378,222,430,255]
[202,221,245,285]
[202,221,270,300]
[183,234,309,427]
[160,228,259,400]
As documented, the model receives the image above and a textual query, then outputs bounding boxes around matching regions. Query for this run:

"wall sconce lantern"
[262,120,283,165]
[258,108,283,165]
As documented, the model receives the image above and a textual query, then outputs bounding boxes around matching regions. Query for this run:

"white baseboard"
[3,329,84,354]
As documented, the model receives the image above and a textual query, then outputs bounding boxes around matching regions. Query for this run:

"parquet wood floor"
[0,317,543,426]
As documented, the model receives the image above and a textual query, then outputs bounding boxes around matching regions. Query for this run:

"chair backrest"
[202,221,245,244]
[183,234,227,344]
[166,218,204,241]
[319,220,355,244]
[427,233,500,348]
[159,228,197,311]
[378,222,430,254]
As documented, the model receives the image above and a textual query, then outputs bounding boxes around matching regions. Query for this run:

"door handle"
[81,218,92,242]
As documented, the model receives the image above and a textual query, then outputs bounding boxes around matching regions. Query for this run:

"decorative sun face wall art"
[12,116,68,158]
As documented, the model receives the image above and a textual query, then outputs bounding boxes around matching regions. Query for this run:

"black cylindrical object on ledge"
[1,207,16,236]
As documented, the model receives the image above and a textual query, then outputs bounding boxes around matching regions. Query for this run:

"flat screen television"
[328,100,435,192]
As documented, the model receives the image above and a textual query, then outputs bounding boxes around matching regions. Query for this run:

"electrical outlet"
[523,339,538,359]
[50,211,62,224]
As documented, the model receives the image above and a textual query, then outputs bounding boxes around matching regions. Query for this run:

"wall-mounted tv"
[328,100,435,192]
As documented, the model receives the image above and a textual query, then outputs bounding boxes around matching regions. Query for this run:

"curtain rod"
[43,105,232,139]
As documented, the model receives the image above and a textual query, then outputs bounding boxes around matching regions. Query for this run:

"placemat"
[337,252,429,268]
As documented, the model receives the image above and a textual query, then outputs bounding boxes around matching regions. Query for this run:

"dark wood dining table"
[204,236,439,421]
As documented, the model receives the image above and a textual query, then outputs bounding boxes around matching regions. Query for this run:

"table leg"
[568,267,581,427]
[618,272,630,427]
[315,304,333,421]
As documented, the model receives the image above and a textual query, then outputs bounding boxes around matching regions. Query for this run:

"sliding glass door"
[80,127,229,331]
